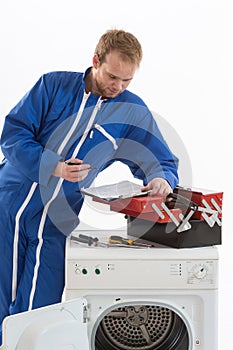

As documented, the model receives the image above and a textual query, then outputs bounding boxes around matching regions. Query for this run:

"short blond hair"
[95,29,143,67]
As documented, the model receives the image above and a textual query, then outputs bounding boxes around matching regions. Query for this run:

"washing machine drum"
[95,304,189,350]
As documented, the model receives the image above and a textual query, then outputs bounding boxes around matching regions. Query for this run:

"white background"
[0,0,232,348]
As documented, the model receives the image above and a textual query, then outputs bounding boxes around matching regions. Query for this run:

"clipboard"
[80,180,151,202]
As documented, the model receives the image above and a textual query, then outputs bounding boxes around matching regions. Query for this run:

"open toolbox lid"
[174,186,223,219]
[0,298,89,350]
[93,186,223,233]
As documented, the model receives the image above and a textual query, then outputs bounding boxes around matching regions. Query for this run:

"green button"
[82,268,88,275]
[95,268,101,275]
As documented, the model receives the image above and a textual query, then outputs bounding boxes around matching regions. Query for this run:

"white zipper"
[57,92,91,156]
[71,98,103,157]
[94,123,118,150]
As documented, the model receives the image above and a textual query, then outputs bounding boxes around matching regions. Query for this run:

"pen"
[65,162,98,171]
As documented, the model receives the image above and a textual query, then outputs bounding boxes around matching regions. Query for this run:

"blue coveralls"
[0,70,179,343]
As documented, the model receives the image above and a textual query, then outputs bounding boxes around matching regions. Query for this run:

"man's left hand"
[141,178,172,197]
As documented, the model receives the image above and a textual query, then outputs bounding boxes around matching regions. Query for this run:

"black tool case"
[127,216,222,248]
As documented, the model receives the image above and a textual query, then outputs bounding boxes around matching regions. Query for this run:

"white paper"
[80,180,150,201]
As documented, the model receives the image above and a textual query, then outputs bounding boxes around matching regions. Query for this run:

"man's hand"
[53,158,91,182]
[141,177,172,197]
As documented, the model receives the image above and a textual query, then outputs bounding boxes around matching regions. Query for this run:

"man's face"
[92,50,137,98]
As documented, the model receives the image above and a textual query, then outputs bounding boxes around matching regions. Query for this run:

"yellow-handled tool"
[109,235,134,245]
[109,235,154,247]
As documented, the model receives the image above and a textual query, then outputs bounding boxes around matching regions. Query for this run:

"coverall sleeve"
[114,110,179,189]
[0,75,62,186]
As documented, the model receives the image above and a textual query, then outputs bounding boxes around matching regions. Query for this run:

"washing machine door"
[1,298,89,350]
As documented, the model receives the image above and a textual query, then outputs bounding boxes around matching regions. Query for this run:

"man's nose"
[113,79,123,90]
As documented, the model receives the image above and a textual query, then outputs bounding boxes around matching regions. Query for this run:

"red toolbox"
[91,186,223,248]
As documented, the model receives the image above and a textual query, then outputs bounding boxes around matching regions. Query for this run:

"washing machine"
[65,229,219,350]
[0,229,219,350]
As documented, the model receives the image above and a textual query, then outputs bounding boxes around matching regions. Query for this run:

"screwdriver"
[109,235,153,247]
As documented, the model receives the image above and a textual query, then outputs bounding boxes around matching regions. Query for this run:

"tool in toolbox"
[71,234,152,248]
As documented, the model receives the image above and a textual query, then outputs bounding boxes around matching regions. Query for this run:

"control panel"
[66,257,218,291]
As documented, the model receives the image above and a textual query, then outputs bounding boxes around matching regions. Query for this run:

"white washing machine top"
[67,229,219,260]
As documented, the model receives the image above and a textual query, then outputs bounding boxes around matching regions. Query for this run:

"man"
[0,29,179,343]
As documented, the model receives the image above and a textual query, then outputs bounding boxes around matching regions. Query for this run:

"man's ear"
[93,53,99,69]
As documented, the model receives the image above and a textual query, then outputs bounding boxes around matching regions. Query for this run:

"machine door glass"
[1,298,89,350]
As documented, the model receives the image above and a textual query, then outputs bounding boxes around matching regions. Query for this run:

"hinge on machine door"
[83,304,89,323]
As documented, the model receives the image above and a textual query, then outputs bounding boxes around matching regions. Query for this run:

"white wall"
[0,1,232,348]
